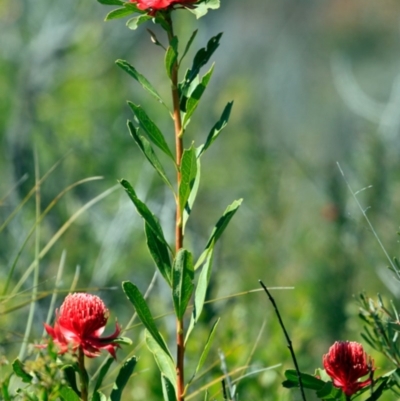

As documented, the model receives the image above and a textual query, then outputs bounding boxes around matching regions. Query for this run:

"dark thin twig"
[219,349,236,401]
[259,280,307,401]
[221,379,229,401]
[369,358,374,396]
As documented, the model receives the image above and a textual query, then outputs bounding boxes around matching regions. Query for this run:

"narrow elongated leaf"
[145,223,172,286]
[92,391,107,401]
[315,382,344,400]
[146,331,176,390]
[59,387,81,401]
[172,249,194,319]
[126,14,152,30]
[110,357,137,401]
[105,7,136,20]
[62,365,79,395]
[186,244,214,342]
[119,179,170,249]
[97,0,123,5]
[283,370,325,390]
[122,281,171,357]
[162,375,177,401]
[116,60,165,105]
[127,121,173,190]
[195,199,242,269]
[364,378,390,401]
[184,33,222,87]
[165,36,178,80]
[93,357,114,393]
[183,65,214,128]
[179,146,197,215]
[180,29,198,64]
[191,319,219,379]
[182,155,200,233]
[198,101,233,157]
[128,103,174,160]
[12,359,32,383]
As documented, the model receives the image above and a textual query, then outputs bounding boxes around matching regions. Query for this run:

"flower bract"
[44,293,121,358]
[323,341,374,397]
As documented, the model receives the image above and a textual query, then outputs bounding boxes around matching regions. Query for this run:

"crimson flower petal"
[43,293,121,358]
[323,341,374,397]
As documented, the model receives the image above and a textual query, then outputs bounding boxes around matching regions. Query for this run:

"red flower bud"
[323,341,374,397]
[44,293,121,358]
[129,0,197,14]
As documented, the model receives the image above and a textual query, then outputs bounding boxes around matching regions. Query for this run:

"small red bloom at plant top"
[323,341,375,396]
[44,293,121,358]
[129,0,197,13]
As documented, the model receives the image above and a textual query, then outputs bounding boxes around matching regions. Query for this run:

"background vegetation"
[2,0,400,399]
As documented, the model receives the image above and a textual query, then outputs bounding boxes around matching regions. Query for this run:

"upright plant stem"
[166,13,185,401]
[78,347,89,401]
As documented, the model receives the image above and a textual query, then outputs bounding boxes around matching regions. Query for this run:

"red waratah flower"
[323,341,374,397]
[44,293,121,358]
[129,0,197,14]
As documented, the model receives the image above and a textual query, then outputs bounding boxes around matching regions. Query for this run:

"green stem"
[165,12,185,401]
[78,347,89,401]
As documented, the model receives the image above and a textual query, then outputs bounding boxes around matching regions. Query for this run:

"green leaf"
[122,281,172,357]
[182,154,200,233]
[126,14,152,30]
[119,179,170,249]
[128,102,174,160]
[59,386,81,401]
[93,357,114,393]
[110,357,137,401]
[182,65,214,128]
[283,370,325,390]
[191,318,219,380]
[186,244,214,342]
[195,199,242,269]
[97,0,124,5]
[316,382,344,400]
[127,121,173,190]
[184,33,222,87]
[12,359,32,383]
[113,336,133,345]
[364,377,390,401]
[146,331,176,391]
[105,7,136,20]
[1,375,11,401]
[92,391,107,401]
[172,249,194,319]
[145,223,172,286]
[198,101,233,156]
[116,60,165,105]
[180,29,198,64]
[162,375,176,401]
[165,36,178,80]
[62,365,79,395]
[179,145,197,216]
[188,0,220,19]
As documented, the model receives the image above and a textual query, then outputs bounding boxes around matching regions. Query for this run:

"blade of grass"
[2,176,103,296]
[337,162,400,279]
[0,173,28,206]
[0,151,71,233]
[42,250,67,337]
[18,150,41,361]
[9,185,119,298]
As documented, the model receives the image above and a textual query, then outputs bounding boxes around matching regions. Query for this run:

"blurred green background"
[2,0,400,399]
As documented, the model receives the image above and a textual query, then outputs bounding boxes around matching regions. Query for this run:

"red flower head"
[44,293,121,358]
[323,341,374,397]
[129,0,197,15]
